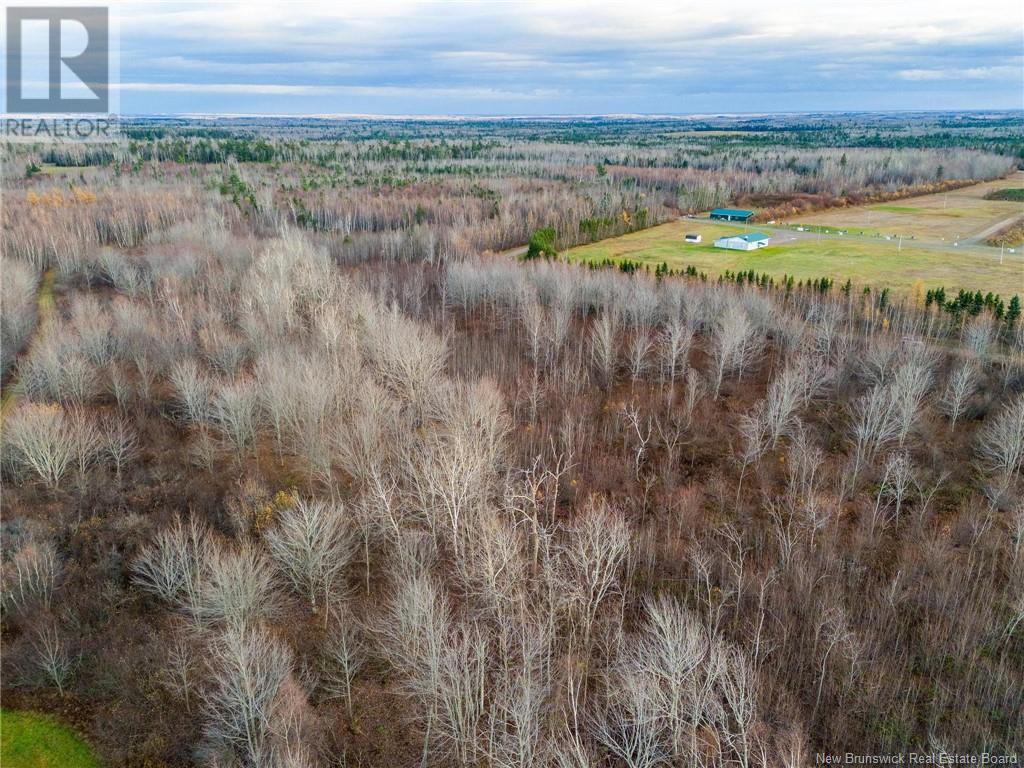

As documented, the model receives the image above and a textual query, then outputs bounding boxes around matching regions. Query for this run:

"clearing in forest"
[0,710,99,768]
[565,175,1024,295]
[793,172,1024,242]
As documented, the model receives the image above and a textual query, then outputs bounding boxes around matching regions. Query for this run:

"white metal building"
[713,233,770,251]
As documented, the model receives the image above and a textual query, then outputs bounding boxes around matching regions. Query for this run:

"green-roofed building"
[710,208,754,222]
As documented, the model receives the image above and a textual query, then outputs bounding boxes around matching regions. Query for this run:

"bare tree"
[763,362,807,447]
[786,426,831,543]
[19,334,99,405]
[107,362,133,413]
[2,539,61,615]
[977,393,1024,483]
[196,541,279,627]
[30,623,76,697]
[0,256,39,377]
[320,612,364,718]
[333,380,396,488]
[377,571,450,762]
[211,379,260,457]
[620,402,653,481]
[67,407,103,489]
[718,645,761,768]
[266,497,358,611]
[456,509,527,618]
[658,314,694,386]
[161,625,200,713]
[432,625,490,765]
[860,336,902,387]
[873,452,914,531]
[3,403,78,489]
[1011,502,1024,565]
[681,367,705,429]
[257,348,349,474]
[547,286,574,365]
[711,303,757,399]
[362,303,448,411]
[590,310,619,389]
[254,351,300,455]
[891,358,933,446]
[201,623,295,766]
[627,324,654,383]
[486,626,550,768]
[939,361,979,431]
[132,517,212,612]
[737,401,770,500]
[963,315,996,358]
[102,415,139,481]
[170,359,212,426]
[407,392,504,551]
[847,383,901,493]
[592,666,666,768]
[625,595,709,759]
[559,499,630,651]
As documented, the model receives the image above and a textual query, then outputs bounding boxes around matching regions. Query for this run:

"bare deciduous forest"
[2,114,1023,767]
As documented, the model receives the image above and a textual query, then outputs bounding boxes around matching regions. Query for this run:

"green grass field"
[565,219,1023,295]
[0,710,99,768]
[794,172,1024,240]
[35,164,97,176]
[870,205,921,214]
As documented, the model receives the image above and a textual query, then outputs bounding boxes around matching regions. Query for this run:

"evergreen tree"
[1007,295,1021,325]
[525,227,557,260]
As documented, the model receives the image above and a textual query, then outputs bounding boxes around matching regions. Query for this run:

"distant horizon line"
[116,108,1024,121]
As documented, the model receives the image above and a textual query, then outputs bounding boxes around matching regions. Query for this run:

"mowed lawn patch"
[0,710,99,768]
[793,172,1024,241]
[870,205,921,214]
[566,219,1023,295]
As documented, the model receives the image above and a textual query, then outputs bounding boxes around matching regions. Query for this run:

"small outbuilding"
[710,208,754,222]
[684,233,702,243]
[714,233,770,251]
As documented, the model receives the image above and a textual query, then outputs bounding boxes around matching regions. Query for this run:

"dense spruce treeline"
[1,122,1023,767]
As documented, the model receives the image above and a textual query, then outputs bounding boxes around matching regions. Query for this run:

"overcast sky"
[21,0,1024,114]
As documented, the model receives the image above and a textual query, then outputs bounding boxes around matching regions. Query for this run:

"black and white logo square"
[6,6,109,113]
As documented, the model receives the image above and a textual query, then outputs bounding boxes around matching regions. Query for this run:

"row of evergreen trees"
[926,287,1020,323]
[575,257,1020,329]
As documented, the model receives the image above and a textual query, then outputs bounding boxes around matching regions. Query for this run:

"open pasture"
[566,217,1023,295]
[790,172,1024,242]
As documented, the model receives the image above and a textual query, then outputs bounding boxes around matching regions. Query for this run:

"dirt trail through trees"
[1,268,56,420]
